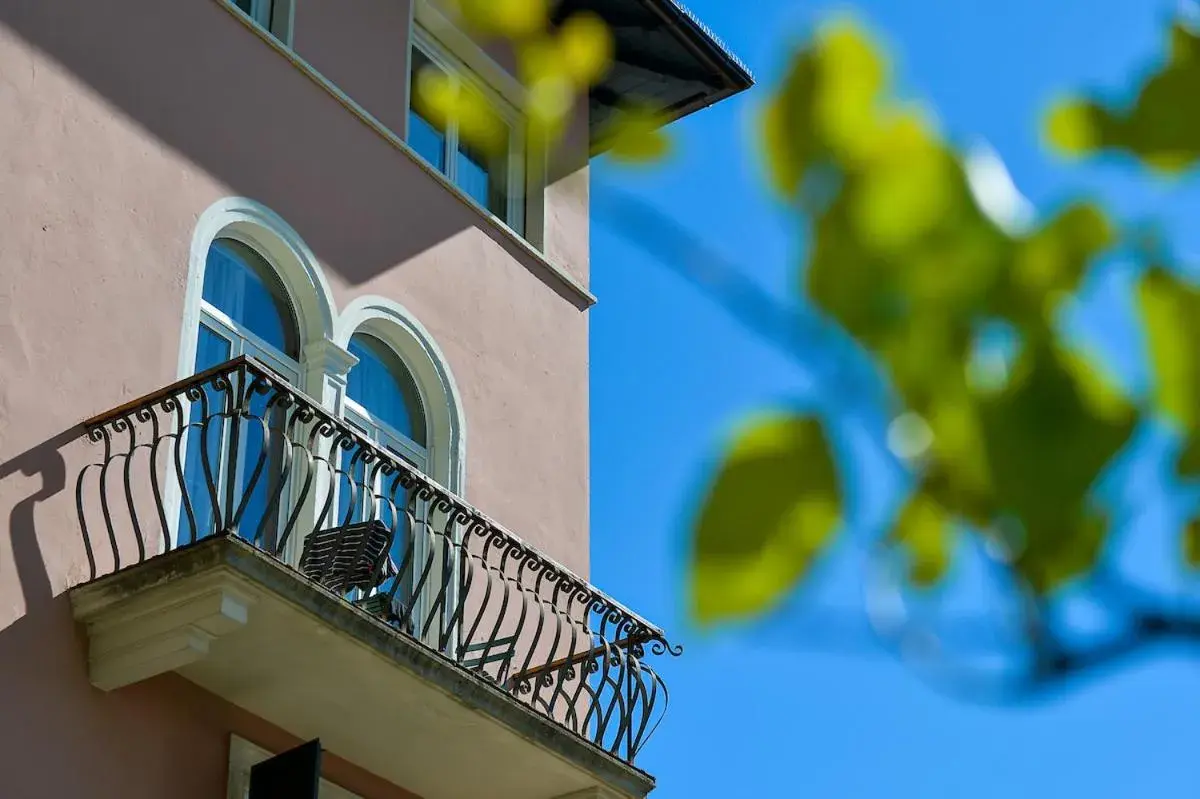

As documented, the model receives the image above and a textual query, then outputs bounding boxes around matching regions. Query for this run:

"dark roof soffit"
[578,0,755,152]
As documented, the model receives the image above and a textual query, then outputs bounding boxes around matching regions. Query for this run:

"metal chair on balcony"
[297,520,415,635]
[298,520,395,594]
[459,636,519,676]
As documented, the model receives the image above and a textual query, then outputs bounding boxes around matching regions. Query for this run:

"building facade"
[0,1,748,796]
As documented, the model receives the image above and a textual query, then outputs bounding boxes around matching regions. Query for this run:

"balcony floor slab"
[70,536,654,799]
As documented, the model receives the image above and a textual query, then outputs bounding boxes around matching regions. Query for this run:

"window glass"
[407,40,524,234]
[203,239,299,358]
[338,338,427,612]
[233,0,280,34]
[456,129,516,231]
[196,321,234,373]
[346,335,426,445]
[184,240,299,552]
[408,50,448,173]
[180,324,234,543]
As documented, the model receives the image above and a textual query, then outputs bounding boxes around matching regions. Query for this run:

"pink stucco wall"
[292,0,412,136]
[0,0,592,795]
[0,598,419,798]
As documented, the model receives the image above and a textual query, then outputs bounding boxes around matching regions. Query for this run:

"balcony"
[70,357,678,799]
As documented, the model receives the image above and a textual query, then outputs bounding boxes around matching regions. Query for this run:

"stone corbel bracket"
[71,569,258,691]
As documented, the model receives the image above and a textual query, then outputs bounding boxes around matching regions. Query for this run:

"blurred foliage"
[691,17,1200,625]
[426,2,1200,650]
[427,0,665,156]
[693,415,841,624]
[1045,22,1200,172]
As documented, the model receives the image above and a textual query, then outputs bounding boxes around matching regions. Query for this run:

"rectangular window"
[230,0,292,43]
[407,32,526,236]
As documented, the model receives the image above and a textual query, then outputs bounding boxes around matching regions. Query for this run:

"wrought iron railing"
[75,356,679,764]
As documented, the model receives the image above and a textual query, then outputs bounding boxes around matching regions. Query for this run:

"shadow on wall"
[0,425,118,795]
[0,426,80,629]
[0,426,420,799]
[0,0,577,296]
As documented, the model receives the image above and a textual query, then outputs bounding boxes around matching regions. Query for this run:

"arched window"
[196,238,300,373]
[183,238,301,549]
[179,201,465,602]
[345,334,427,455]
[336,334,429,608]
[333,298,465,498]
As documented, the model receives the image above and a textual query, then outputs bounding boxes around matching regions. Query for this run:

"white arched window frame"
[333,299,466,497]
[339,360,430,528]
[334,302,467,648]
[197,235,303,380]
[336,335,432,624]
[179,198,339,395]
[176,199,343,560]
[186,236,304,556]
[178,201,467,595]
[341,335,429,484]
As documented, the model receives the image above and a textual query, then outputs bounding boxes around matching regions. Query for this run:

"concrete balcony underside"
[69,536,652,799]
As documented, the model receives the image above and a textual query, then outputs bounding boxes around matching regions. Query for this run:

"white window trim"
[227,735,361,799]
[193,311,303,557]
[339,399,436,630]
[343,400,426,465]
[179,202,469,611]
[178,198,338,391]
[178,198,344,562]
[409,25,528,236]
[199,232,305,378]
[412,0,527,106]
[333,298,466,498]
[172,233,305,557]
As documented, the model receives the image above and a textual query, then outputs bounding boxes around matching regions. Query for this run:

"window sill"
[218,1,596,310]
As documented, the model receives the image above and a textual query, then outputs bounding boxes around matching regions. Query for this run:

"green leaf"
[850,120,955,252]
[1180,433,1200,476]
[1016,511,1108,595]
[759,48,821,197]
[812,20,887,161]
[1043,98,1102,157]
[454,0,549,37]
[921,378,995,524]
[1185,517,1200,568]
[602,106,673,164]
[690,414,841,625]
[1012,202,1113,308]
[758,19,887,199]
[1139,267,1200,430]
[978,339,1134,591]
[1044,23,1200,172]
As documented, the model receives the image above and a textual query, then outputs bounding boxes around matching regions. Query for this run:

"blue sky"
[589,1,1200,796]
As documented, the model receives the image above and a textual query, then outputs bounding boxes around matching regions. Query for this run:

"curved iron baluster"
[76,356,682,765]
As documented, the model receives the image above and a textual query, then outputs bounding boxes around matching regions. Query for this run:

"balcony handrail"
[505,633,642,687]
[81,355,675,650]
[77,356,681,764]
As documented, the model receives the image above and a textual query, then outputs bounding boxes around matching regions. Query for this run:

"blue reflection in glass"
[409,49,447,174]
[338,335,426,606]
[180,325,232,543]
[456,148,491,210]
[202,240,298,358]
[346,336,425,444]
[409,112,447,173]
